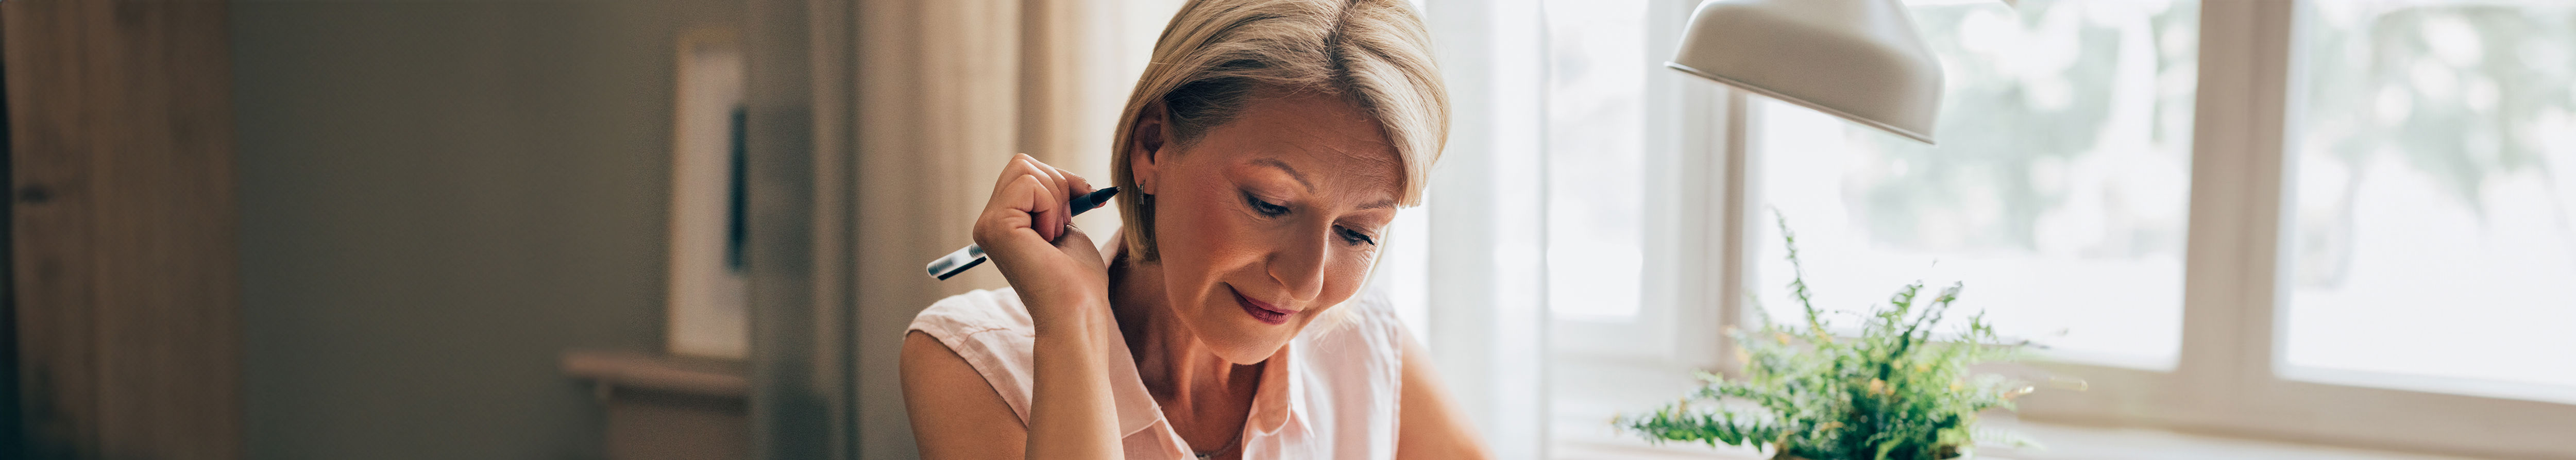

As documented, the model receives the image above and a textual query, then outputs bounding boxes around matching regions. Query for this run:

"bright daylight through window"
[1753,0,2201,368]
[1430,0,2576,456]
[1543,0,1651,321]
[2281,0,2576,402]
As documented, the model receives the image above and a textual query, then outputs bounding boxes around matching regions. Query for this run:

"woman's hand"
[971,153,1109,327]
[971,154,1124,459]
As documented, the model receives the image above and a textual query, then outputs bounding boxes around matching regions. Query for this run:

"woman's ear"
[1128,103,1171,195]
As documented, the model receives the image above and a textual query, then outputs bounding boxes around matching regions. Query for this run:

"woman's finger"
[1012,156,1074,240]
[1022,172,1065,242]
[1020,154,1065,186]
[994,158,1052,238]
[1011,155,1061,198]
[991,154,1026,197]
[1021,155,1092,205]
[977,173,1060,253]
[1052,164,1097,210]
[980,154,1101,247]
[1016,157,1061,239]
[973,174,1031,244]
[991,154,1056,199]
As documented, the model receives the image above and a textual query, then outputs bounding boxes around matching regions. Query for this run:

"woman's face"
[1130,91,1402,365]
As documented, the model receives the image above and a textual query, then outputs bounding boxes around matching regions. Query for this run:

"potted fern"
[1618,217,2040,460]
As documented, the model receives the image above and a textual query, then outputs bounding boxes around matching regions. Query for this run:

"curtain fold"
[812,0,1170,457]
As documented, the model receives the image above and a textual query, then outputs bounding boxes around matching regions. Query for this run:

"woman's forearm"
[1024,297,1125,459]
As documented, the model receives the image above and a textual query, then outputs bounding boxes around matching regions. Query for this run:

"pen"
[925,186,1118,280]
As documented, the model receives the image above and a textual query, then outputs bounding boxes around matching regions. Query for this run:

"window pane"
[1543,0,1650,320]
[2282,1,2576,400]
[1375,200,1433,345]
[1753,0,2199,367]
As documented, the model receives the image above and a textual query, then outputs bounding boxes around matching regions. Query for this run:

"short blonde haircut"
[1112,0,1449,262]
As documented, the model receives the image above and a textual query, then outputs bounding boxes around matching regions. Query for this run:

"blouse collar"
[1097,229,1311,452]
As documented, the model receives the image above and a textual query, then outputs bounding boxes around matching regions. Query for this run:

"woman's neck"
[1108,255,1263,453]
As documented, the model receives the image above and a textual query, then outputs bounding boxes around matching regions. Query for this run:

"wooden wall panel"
[3,2,243,459]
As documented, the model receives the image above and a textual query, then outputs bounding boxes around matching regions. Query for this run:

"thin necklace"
[1192,432,1243,459]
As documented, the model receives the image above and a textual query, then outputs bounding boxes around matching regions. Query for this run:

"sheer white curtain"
[1411,1,1731,458]
[760,0,1182,457]
[1412,0,1553,458]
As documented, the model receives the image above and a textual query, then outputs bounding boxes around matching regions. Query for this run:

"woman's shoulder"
[906,287,1041,423]
[1294,282,1411,374]
[910,287,1035,339]
[1281,281,1412,447]
[1311,283,1408,342]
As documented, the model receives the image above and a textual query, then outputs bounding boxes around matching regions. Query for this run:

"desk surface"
[1553,418,2495,460]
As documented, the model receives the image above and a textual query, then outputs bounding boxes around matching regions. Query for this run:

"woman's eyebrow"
[1249,158,1315,192]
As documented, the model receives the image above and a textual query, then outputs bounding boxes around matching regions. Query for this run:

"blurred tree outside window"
[1755,0,2201,368]
[2282,0,2576,399]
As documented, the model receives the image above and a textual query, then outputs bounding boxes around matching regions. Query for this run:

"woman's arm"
[971,154,1125,459]
[1396,333,1494,459]
[901,331,1028,458]
[901,311,1128,460]
[1018,283,1125,459]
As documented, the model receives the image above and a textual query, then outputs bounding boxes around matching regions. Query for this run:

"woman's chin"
[1201,318,1296,365]
[1174,299,1292,364]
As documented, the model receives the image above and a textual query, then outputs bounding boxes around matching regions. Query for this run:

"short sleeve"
[907,289,1040,423]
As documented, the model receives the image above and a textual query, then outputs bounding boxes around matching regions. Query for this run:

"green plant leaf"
[1616,214,2039,459]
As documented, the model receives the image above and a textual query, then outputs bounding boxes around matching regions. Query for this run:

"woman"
[899,0,1487,458]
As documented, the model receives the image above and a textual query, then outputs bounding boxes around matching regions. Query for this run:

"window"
[1412,0,2576,457]
[1753,0,2201,369]
[2280,0,2576,403]
[1543,0,1650,322]
[1535,0,1725,455]
[1376,200,1435,343]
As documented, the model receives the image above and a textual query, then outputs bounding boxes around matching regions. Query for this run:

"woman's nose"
[1267,225,1331,302]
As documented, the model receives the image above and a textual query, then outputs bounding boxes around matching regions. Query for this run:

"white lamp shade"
[1668,0,1944,144]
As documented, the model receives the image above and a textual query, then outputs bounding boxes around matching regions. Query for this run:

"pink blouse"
[908,285,1410,459]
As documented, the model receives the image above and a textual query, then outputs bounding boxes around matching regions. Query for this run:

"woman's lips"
[1231,288,1296,325]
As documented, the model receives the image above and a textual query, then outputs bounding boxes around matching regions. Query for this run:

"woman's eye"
[1243,192,1290,216]
[1336,226,1378,246]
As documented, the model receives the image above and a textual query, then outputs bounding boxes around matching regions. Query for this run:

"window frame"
[1429,0,2576,457]
[1704,1,2576,457]
[1540,0,1734,371]
[2009,2,2576,457]
[1417,2,1737,458]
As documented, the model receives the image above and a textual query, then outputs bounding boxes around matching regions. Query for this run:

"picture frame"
[665,27,750,360]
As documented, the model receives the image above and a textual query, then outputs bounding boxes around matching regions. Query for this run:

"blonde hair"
[1111,0,1449,262]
